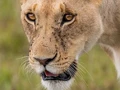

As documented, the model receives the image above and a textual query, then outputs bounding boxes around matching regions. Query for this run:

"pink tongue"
[45,70,58,77]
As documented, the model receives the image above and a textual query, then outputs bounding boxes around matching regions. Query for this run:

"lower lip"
[41,72,71,81]
[44,70,59,77]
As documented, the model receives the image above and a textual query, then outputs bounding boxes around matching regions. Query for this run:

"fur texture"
[20,0,120,90]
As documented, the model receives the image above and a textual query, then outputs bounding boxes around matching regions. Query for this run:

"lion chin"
[35,61,77,90]
[31,60,77,90]
[42,79,73,90]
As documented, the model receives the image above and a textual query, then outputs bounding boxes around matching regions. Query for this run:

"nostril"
[33,57,48,66]
[33,53,57,66]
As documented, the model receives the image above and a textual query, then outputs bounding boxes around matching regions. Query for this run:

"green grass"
[0,0,120,90]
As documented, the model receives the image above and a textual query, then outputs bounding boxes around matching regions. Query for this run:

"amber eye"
[61,14,76,25]
[26,13,36,22]
[63,14,74,22]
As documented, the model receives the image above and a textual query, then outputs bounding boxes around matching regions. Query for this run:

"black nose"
[33,53,57,66]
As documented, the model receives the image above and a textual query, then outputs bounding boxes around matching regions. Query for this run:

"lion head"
[20,0,103,90]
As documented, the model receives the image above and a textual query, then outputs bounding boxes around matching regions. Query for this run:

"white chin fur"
[41,79,74,90]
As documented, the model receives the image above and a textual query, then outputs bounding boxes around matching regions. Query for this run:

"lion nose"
[34,57,49,66]
[33,54,57,66]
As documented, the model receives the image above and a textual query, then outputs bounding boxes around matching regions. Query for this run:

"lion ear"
[20,0,27,5]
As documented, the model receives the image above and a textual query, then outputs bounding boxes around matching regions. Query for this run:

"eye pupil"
[26,13,36,21]
[65,15,73,21]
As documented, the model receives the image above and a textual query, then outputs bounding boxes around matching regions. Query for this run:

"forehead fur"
[20,0,102,4]
[21,0,102,10]
[21,0,65,16]
[90,0,102,6]
[40,0,61,12]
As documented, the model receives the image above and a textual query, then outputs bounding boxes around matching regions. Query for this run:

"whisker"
[83,50,89,55]
[78,62,93,81]
[16,56,29,60]
[67,61,92,88]
[69,65,81,82]
[18,57,37,86]
[66,68,78,84]
[19,60,29,75]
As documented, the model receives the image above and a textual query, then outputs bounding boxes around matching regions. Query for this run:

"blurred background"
[0,0,120,90]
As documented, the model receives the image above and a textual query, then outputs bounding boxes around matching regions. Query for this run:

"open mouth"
[41,61,77,81]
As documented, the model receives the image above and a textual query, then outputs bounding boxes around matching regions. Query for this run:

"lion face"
[21,0,103,89]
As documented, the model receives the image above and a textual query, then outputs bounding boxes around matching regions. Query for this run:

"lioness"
[20,0,120,90]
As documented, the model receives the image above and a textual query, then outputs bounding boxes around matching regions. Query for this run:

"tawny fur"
[20,0,120,90]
